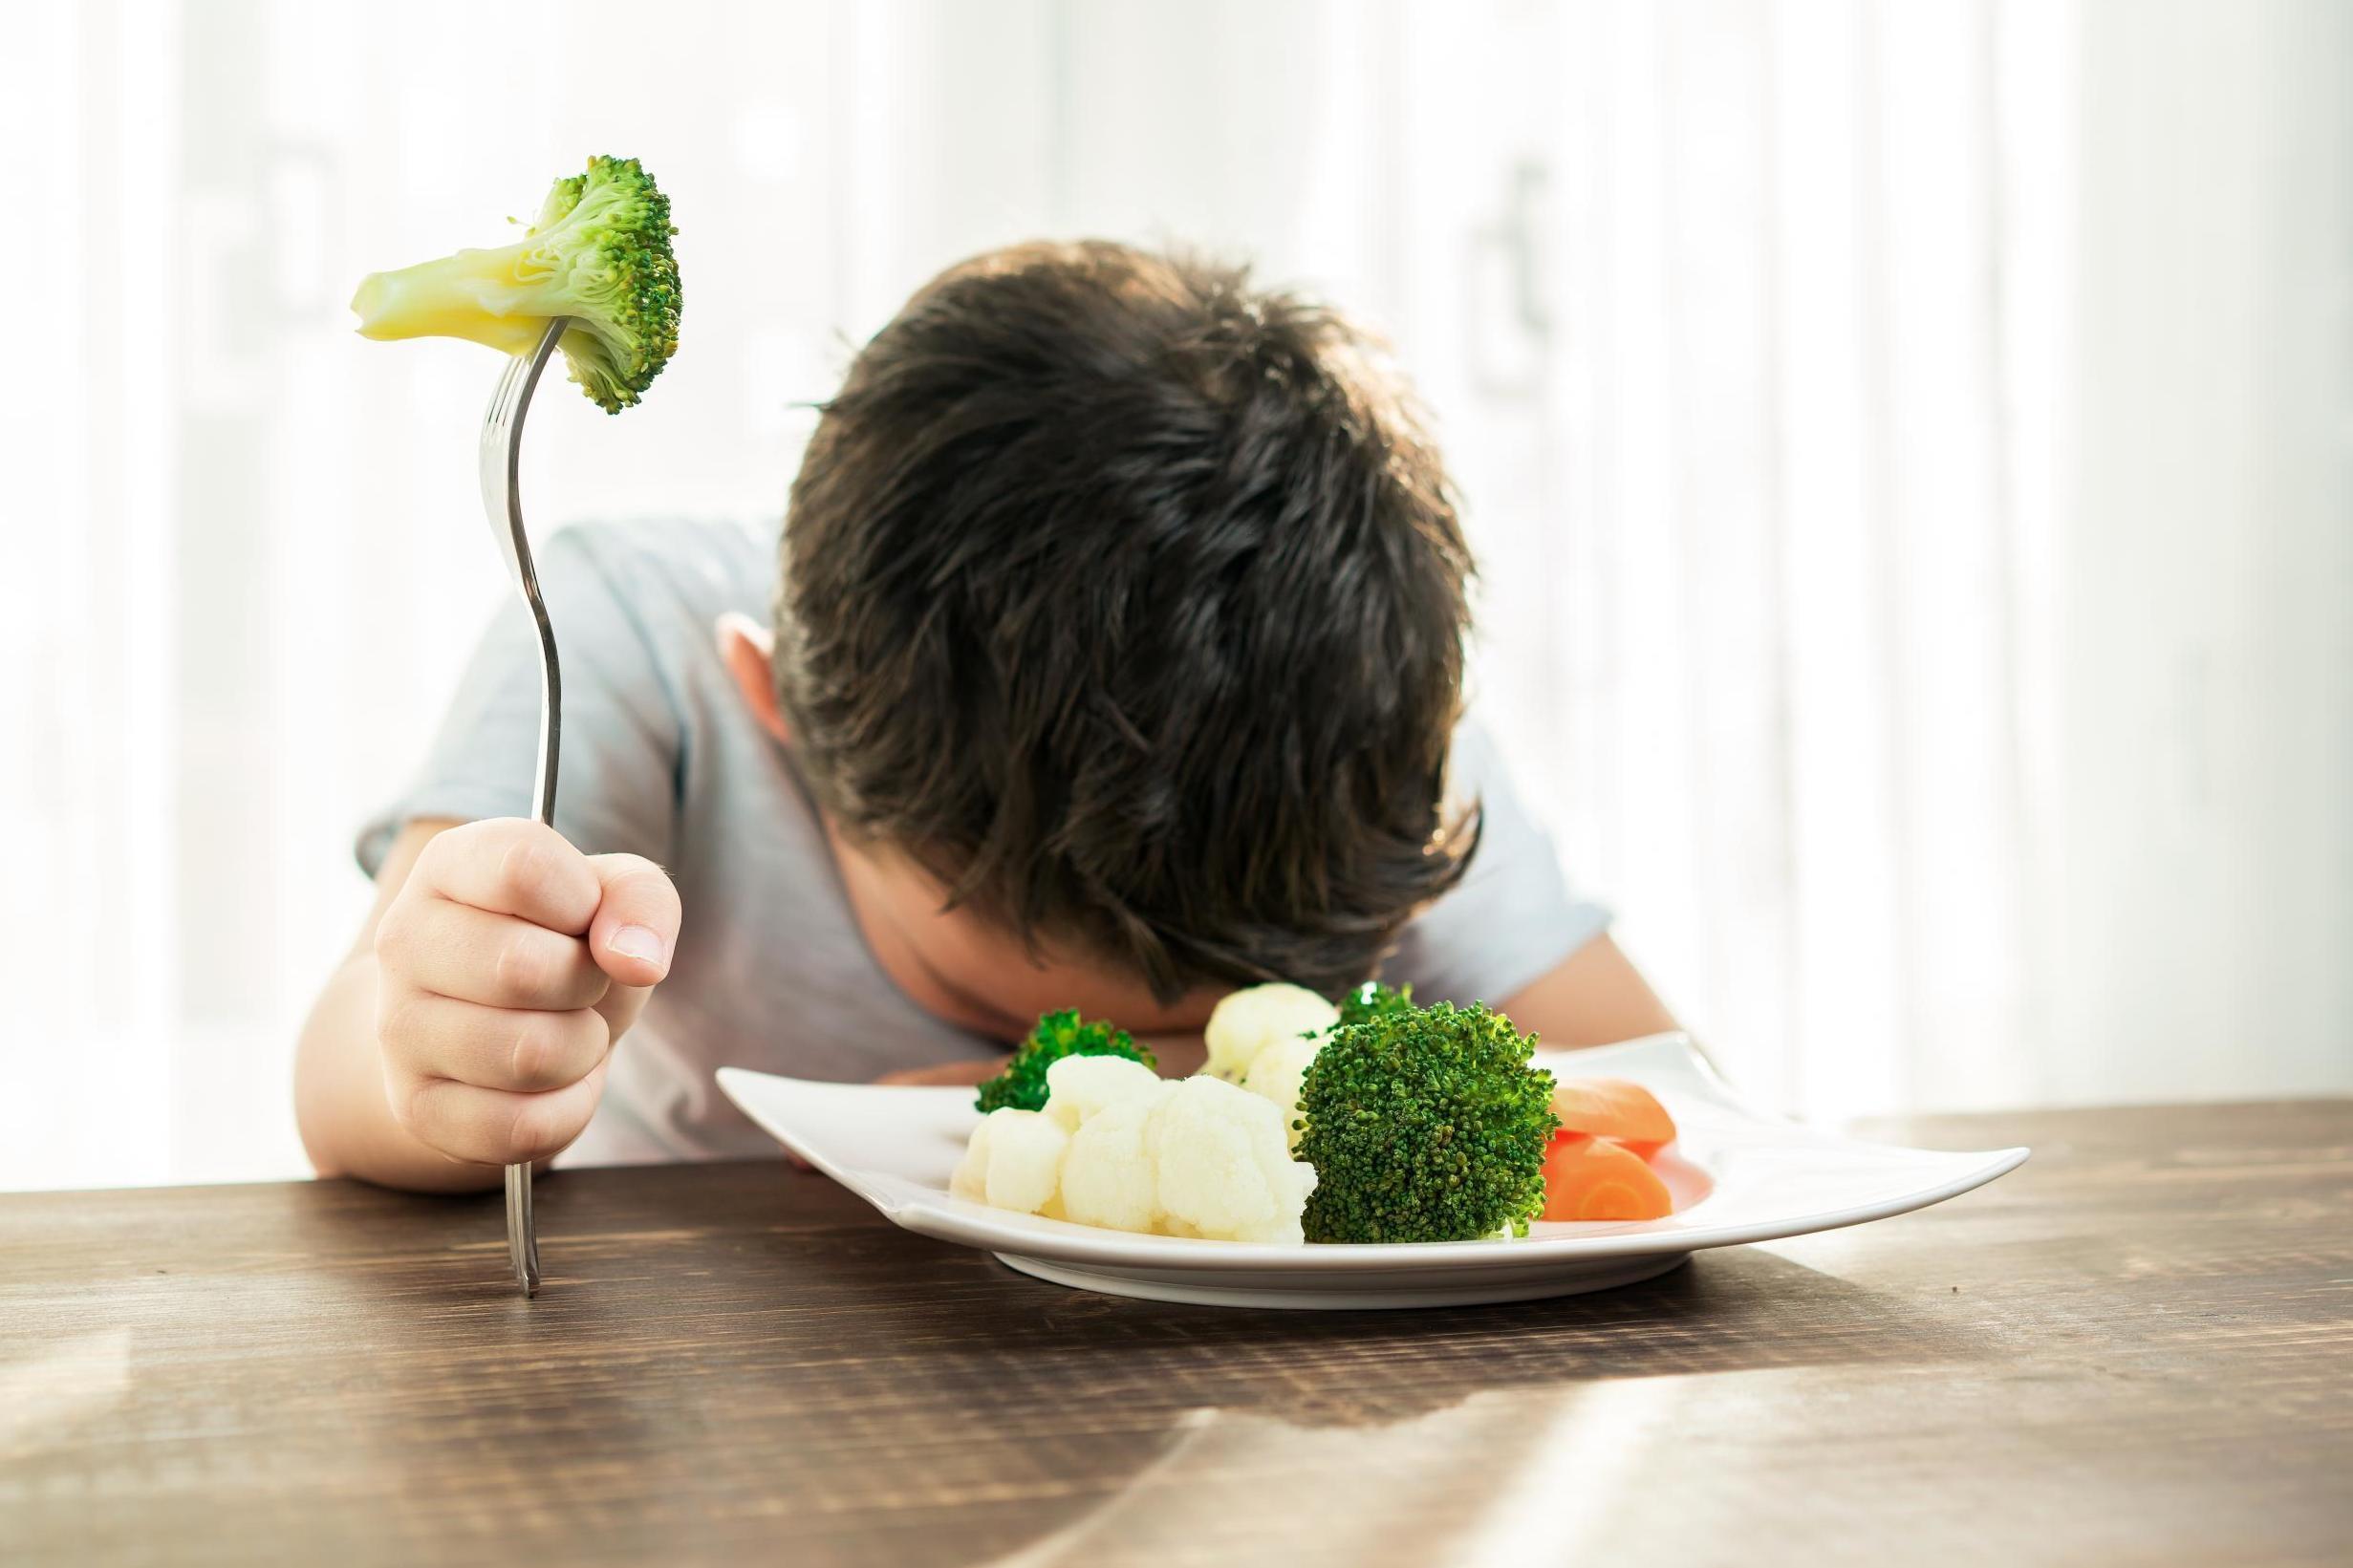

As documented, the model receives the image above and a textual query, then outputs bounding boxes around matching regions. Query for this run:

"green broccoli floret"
[975,1010,1156,1114]
[1295,1000,1558,1243]
[351,155,681,413]
[1336,980,1414,1028]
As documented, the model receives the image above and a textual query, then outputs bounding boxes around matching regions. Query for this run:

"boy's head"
[758,241,1478,1021]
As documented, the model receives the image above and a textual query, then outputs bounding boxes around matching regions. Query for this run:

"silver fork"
[478,317,571,1299]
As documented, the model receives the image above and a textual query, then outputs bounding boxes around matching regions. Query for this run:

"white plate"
[716,1034,2026,1310]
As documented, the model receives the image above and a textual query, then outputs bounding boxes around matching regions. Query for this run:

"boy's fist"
[372,818,680,1167]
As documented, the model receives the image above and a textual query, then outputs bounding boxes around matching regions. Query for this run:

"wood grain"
[3,1100,2347,1567]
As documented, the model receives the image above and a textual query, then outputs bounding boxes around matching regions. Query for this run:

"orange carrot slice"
[1551,1078,1676,1157]
[1540,1134,1674,1222]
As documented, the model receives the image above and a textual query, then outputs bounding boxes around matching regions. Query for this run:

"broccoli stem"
[350,246,553,355]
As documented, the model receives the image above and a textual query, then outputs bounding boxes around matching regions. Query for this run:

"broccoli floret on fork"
[352,155,681,413]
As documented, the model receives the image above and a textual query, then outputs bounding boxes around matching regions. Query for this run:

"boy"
[295,241,1673,1192]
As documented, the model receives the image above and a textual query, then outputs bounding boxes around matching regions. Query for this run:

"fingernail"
[610,924,665,965]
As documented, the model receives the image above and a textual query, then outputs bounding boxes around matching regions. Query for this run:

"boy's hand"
[372,818,680,1168]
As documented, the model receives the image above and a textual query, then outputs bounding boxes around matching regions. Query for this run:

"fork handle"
[504,580,557,1299]
[502,323,568,1301]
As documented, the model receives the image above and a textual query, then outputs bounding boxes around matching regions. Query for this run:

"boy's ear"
[716,612,791,745]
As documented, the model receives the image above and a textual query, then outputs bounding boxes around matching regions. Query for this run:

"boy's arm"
[294,816,680,1193]
[1499,934,1677,1048]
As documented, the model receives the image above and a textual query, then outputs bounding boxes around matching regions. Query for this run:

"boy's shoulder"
[530,519,776,708]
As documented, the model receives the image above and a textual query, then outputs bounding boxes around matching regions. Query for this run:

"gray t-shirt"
[359,520,1609,1167]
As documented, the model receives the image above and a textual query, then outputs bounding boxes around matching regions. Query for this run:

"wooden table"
[5,1101,2348,1566]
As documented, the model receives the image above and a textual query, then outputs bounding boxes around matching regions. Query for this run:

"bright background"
[5,0,2348,1191]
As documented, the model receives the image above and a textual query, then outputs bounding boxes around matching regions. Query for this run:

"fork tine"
[478,340,546,593]
[482,353,524,436]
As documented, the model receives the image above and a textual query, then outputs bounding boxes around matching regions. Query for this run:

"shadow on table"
[751,1222,1989,1430]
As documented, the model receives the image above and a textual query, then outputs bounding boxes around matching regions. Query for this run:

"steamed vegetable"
[1201,983,1339,1083]
[1335,980,1414,1029]
[352,155,681,413]
[1551,1078,1677,1158]
[1540,1134,1673,1221]
[948,1108,1070,1216]
[1295,1001,1559,1243]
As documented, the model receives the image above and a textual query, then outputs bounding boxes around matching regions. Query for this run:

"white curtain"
[5,0,2346,1189]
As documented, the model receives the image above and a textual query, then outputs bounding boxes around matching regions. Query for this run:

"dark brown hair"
[775,241,1478,1000]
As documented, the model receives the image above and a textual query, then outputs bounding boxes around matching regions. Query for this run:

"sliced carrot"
[1540,1133,1674,1222]
[1551,1078,1676,1158]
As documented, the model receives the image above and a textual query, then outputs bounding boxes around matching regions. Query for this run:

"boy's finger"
[379,990,612,1093]
[584,853,681,987]
[419,818,602,934]
[593,981,658,1042]
[378,899,610,1011]
[392,1058,609,1168]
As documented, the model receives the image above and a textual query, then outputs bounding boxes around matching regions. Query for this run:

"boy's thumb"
[584,853,681,987]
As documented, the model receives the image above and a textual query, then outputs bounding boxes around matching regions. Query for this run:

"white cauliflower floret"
[1041,1052,1164,1132]
[1201,983,1340,1083]
[1240,1031,1324,1149]
[948,1107,1070,1215]
[1058,1090,1170,1233]
[1147,1075,1316,1244]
